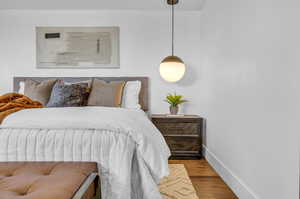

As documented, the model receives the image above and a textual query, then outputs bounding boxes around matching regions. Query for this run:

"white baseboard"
[203,146,259,199]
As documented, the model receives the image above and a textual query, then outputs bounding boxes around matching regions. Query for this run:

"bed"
[0,77,171,199]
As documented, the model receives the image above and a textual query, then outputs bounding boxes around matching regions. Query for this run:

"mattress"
[0,107,171,199]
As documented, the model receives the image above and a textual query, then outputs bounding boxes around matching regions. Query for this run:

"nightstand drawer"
[153,122,199,135]
[164,136,201,152]
[151,114,203,159]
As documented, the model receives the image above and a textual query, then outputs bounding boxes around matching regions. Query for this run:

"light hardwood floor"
[169,159,238,199]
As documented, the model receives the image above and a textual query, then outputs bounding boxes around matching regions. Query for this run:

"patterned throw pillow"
[47,80,89,107]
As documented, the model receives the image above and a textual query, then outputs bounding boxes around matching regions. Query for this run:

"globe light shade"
[160,56,186,82]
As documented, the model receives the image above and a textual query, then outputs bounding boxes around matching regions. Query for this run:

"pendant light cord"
[171,3,174,56]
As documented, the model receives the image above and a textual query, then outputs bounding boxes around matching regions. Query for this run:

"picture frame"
[36,27,120,69]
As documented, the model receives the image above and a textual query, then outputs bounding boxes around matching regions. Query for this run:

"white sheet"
[0,107,171,199]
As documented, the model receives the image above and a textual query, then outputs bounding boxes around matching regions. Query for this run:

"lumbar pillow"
[24,79,57,105]
[121,81,141,109]
[87,79,125,107]
[47,80,89,107]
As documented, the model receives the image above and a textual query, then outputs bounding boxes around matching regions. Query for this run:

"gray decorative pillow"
[47,81,89,107]
[24,79,57,105]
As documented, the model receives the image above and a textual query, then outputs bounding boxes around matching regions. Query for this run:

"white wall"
[0,3,299,199]
[197,0,299,198]
[0,10,201,114]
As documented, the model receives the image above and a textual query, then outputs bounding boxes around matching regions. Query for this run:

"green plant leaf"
[165,92,188,106]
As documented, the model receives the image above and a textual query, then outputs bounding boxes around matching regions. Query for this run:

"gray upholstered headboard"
[13,77,149,111]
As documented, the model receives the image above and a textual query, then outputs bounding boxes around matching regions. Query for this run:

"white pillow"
[122,81,141,109]
[18,81,25,94]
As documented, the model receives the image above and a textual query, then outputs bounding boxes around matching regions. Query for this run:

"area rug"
[159,164,199,199]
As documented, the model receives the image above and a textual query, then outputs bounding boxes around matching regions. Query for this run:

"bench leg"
[72,173,99,199]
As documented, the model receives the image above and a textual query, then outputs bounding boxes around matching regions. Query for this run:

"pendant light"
[160,0,186,83]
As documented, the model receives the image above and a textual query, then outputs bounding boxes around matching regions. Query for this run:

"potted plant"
[165,93,188,115]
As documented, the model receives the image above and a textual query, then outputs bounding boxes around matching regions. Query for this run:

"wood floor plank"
[169,159,219,177]
[191,177,238,199]
[169,159,238,199]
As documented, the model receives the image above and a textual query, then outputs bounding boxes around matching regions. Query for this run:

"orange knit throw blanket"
[0,93,43,124]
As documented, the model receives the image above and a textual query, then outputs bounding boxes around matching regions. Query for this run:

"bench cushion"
[0,162,97,199]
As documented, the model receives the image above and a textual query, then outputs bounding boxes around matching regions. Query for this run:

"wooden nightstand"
[151,114,203,159]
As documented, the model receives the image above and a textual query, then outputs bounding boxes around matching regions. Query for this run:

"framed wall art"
[36,27,120,69]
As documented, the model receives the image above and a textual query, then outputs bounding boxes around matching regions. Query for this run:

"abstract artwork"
[36,27,120,69]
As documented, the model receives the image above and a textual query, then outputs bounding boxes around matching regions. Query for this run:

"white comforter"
[0,107,171,199]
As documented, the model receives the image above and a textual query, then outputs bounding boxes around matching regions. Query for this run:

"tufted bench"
[0,162,100,199]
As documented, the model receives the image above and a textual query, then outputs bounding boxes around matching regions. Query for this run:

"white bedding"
[0,107,171,199]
